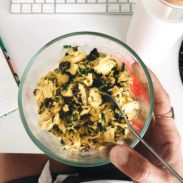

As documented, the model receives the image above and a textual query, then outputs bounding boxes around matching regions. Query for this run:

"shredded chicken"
[34,46,140,152]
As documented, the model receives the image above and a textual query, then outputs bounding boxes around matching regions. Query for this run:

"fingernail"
[110,146,129,166]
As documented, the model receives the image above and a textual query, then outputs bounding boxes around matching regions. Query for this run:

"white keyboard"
[11,0,136,15]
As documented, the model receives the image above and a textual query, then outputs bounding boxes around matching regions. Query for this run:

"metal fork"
[101,91,183,182]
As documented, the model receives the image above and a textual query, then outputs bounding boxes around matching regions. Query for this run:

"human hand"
[109,67,183,183]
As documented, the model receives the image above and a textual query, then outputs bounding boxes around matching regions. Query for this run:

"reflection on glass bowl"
[18,32,154,167]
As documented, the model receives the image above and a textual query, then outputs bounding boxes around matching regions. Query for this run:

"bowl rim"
[18,31,154,167]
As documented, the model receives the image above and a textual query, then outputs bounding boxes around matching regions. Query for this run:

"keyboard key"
[66,0,75,3]
[32,4,42,13]
[35,0,45,3]
[56,4,106,13]
[56,0,65,3]
[22,4,31,13]
[87,0,96,3]
[118,0,128,2]
[129,0,136,3]
[43,4,54,13]
[45,0,55,2]
[120,3,130,12]
[12,0,34,2]
[76,0,86,3]
[108,4,119,12]
[11,4,21,13]
[108,0,117,3]
[97,0,106,3]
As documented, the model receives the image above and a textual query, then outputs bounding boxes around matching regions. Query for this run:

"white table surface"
[0,0,183,154]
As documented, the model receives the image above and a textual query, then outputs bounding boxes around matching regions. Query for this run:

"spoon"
[101,91,183,182]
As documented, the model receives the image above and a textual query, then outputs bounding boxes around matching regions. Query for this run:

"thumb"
[109,145,165,183]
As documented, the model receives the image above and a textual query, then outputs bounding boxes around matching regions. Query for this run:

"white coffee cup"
[126,0,183,66]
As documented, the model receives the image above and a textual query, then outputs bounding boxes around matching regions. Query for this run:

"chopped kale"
[84,121,93,127]
[62,75,74,91]
[97,123,107,132]
[99,84,108,91]
[52,124,60,132]
[113,67,120,75]
[73,83,79,96]
[62,83,69,91]
[38,103,45,114]
[63,45,78,52]
[44,98,53,108]
[93,75,106,88]
[72,113,79,121]
[87,48,99,61]
[63,115,72,125]
[101,113,106,122]
[72,46,78,52]
[121,63,125,72]
[78,66,93,75]
[88,128,98,136]
[107,77,115,87]
[68,129,74,133]
[93,76,115,91]
[80,114,91,121]
[73,102,82,111]
[49,124,63,136]
[59,109,70,119]
[114,112,123,121]
[33,89,38,96]
[63,45,72,49]
[115,126,125,137]
[46,75,56,81]
[59,61,71,73]
[63,98,79,112]
[72,84,84,105]
[74,126,80,130]
[77,95,82,104]
[63,97,73,105]
[80,133,87,138]
[91,139,97,143]
[55,96,63,104]
[56,88,61,96]
[60,139,65,144]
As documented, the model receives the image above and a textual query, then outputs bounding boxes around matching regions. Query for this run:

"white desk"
[0,0,183,154]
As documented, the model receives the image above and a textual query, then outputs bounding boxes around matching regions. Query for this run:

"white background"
[0,0,183,155]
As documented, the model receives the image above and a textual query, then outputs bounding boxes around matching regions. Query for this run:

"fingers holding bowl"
[131,61,171,115]
[131,59,181,159]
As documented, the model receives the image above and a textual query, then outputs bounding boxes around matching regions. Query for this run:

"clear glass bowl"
[18,32,154,167]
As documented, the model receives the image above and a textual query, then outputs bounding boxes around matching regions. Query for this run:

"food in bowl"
[33,46,140,152]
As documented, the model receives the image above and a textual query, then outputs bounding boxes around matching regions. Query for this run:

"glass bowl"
[18,32,154,167]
